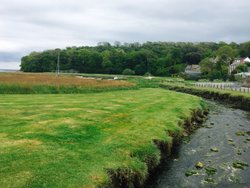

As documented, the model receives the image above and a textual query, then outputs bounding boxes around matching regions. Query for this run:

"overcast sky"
[1,0,250,69]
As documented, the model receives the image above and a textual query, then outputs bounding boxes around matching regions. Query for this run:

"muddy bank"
[147,102,250,188]
[108,107,208,188]
[160,84,250,111]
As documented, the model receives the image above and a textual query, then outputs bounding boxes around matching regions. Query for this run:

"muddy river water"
[148,102,250,188]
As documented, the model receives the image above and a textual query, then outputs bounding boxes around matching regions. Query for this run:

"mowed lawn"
[0,89,203,187]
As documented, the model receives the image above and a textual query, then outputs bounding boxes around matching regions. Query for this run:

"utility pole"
[57,49,60,77]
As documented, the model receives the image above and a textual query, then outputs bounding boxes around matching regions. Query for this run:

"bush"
[228,74,236,81]
[144,72,152,77]
[122,69,135,75]
[235,64,248,73]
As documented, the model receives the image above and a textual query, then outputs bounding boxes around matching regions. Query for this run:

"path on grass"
[149,102,250,188]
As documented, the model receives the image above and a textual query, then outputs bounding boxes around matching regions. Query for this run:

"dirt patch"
[0,138,42,147]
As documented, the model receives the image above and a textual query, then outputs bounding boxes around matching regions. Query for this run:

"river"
[148,102,250,188]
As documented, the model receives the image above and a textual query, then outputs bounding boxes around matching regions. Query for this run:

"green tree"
[20,41,249,78]
[239,41,250,57]
[216,46,236,65]
[185,52,202,65]
[200,58,214,75]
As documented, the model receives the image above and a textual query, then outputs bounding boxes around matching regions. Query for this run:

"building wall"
[243,76,250,88]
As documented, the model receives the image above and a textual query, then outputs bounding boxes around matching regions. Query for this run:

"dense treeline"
[21,41,250,79]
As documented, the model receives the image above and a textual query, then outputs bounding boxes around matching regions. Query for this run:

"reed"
[0,73,135,94]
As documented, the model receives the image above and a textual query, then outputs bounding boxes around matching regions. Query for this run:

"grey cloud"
[0,52,23,62]
[0,0,250,69]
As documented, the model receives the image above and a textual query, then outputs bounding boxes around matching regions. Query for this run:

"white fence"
[194,82,250,93]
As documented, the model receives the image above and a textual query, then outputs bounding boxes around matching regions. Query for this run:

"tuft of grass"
[0,88,203,187]
[185,170,198,177]
[205,166,217,176]
[233,160,249,170]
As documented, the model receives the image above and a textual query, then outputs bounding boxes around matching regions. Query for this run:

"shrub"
[122,69,135,75]
[144,72,152,77]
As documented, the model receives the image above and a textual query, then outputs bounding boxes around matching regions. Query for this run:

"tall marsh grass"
[0,73,135,94]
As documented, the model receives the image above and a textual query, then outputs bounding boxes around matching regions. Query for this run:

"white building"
[185,64,201,76]
[229,57,250,74]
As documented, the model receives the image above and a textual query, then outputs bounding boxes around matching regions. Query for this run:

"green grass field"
[0,88,203,187]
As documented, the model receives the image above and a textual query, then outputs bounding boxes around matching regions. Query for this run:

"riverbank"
[0,88,207,187]
[112,106,208,187]
[160,84,250,111]
[148,101,250,187]
[143,105,208,187]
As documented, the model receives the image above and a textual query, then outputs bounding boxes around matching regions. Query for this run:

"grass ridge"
[160,83,250,111]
